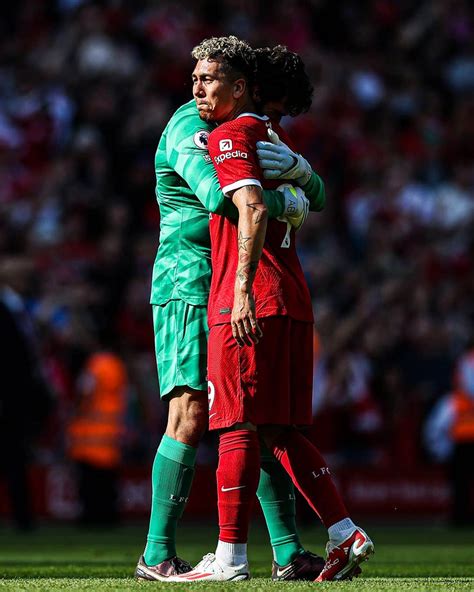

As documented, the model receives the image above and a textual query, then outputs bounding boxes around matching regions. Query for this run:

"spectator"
[67,344,128,526]
[424,346,474,525]
[0,257,54,530]
[0,0,473,481]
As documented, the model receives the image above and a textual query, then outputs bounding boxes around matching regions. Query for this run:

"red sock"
[217,429,260,543]
[270,429,348,528]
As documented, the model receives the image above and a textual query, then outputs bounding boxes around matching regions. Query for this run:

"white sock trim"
[215,540,247,566]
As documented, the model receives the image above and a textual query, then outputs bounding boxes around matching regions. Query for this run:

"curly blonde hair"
[191,36,255,82]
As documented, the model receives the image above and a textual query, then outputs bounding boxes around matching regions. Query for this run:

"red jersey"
[207,112,313,328]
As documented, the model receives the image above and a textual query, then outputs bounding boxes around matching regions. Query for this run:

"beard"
[196,103,215,122]
[198,110,212,122]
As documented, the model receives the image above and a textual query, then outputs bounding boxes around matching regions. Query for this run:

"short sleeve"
[208,124,262,197]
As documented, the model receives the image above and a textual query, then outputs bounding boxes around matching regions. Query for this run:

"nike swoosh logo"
[209,413,216,419]
[221,485,246,492]
[276,566,295,578]
[352,536,369,555]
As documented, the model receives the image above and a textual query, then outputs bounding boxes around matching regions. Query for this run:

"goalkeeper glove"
[257,128,312,185]
[278,183,310,230]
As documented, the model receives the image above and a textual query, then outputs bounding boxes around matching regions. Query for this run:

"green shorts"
[153,300,208,399]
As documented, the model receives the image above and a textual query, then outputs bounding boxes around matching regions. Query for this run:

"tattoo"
[237,268,247,286]
[239,252,250,263]
[238,231,251,252]
[247,202,267,224]
[236,261,258,286]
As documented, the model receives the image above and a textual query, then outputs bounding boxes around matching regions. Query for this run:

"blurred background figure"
[0,0,473,524]
[67,345,128,526]
[0,257,54,530]
[424,346,474,525]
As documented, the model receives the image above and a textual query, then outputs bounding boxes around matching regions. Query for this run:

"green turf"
[0,523,473,591]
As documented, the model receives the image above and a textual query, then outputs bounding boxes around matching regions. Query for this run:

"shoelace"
[195,553,217,570]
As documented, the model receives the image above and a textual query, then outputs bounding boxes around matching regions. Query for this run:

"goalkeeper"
[135,43,325,582]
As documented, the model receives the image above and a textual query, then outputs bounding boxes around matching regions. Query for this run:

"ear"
[232,78,246,99]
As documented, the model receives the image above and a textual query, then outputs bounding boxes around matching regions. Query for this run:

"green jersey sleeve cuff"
[301,171,326,212]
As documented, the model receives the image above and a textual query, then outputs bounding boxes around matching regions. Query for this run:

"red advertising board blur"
[0,464,450,522]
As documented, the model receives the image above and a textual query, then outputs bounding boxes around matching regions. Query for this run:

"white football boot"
[168,553,250,582]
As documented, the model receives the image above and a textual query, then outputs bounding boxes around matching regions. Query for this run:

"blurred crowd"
[1,0,474,476]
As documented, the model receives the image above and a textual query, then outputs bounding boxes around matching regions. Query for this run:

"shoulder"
[237,113,269,128]
[167,100,214,148]
[169,100,201,127]
[209,114,268,148]
[213,114,268,135]
[209,120,234,139]
[237,114,269,137]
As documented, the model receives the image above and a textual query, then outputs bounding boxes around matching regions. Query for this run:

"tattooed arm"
[230,185,268,346]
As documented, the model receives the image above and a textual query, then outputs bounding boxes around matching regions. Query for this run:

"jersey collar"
[236,112,269,121]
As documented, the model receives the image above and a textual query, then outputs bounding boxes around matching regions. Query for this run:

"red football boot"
[316,528,374,581]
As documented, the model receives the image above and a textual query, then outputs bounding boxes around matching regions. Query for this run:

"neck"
[222,98,256,123]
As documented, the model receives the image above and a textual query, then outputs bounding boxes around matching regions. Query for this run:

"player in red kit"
[171,37,374,583]
[207,115,314,427]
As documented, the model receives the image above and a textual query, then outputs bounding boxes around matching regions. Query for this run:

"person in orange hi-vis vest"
[424,347,474,525]
[68,351,128,526]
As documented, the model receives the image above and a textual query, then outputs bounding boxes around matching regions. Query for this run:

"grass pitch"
[0,522,473,591]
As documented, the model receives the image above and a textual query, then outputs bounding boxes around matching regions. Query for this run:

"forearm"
[220,188,285,221]
[189,168,229,215]
[232,186,268,295]
[300,171,326,212]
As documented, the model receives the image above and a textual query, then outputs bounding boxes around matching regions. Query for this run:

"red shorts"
[207,316,313,430]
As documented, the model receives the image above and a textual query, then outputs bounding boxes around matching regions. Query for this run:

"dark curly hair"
[254,46,313,117]
[191,36,256,84]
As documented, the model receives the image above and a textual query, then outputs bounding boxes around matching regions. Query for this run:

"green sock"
[143,434,197,565]
[257,443,304,566]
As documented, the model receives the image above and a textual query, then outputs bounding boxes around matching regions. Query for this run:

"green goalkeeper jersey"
[151,100,217,306]
[150,100,326,306]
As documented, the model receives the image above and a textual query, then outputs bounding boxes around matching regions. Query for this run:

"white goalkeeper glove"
[257,128,312,185]
[277,183,310,230]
